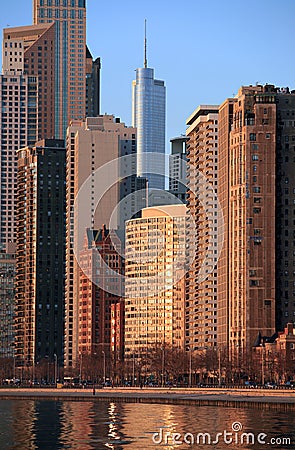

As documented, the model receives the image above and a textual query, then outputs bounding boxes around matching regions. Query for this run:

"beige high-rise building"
[124,204,187,359]
[186,105,220,351]
[1,23,55,250]
[3,23,56,140]
[65,115,138,367]
[33,0,86,139]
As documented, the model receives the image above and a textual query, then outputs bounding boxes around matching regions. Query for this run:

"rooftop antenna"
[144,19,147,68]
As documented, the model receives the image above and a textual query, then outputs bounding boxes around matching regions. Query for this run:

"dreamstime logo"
[152,421,292,446]
[71,152,224,297]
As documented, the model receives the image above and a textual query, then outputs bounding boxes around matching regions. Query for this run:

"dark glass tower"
[15,139,66,367]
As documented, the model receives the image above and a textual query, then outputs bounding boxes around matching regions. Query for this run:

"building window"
[252,155,259,161]
[250,133,256,141]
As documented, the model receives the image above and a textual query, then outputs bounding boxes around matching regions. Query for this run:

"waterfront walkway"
[0,387,294,410]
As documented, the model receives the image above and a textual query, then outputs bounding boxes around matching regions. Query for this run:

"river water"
[0,400,294,449]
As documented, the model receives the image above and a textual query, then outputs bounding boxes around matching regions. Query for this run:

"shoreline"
[0,387,294,410]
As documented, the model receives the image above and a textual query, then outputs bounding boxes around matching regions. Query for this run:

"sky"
[1,0,295,152]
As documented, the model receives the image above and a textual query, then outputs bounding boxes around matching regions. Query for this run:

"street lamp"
[132,354,135,386]
[13,355,16,382]
[79,353,83,382]
[161,346,165,387]
[54,354,57,387]
[218,348,221,387]
[102,351,106,384]
[261,345,265,386]
[189,350,192,387]
[91,343,111,384]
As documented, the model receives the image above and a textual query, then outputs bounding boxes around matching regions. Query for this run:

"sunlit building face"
[124,205,187,358]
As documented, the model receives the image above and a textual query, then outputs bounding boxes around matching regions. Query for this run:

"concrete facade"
[186,105,220,351]
[64,115,139,367]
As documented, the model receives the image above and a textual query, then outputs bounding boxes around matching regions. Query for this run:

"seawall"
[0,387,294,411]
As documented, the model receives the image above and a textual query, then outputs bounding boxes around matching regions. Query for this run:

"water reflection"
[0,400,293,449]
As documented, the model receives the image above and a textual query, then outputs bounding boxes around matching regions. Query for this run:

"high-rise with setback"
[132,24,166,190]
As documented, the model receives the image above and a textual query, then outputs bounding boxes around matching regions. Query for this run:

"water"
[0,400,294,449]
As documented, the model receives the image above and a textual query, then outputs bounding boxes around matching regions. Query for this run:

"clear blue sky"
[1,0,295,151]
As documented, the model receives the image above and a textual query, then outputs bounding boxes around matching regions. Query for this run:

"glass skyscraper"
[132,66,166,190]
[33,0,86,139]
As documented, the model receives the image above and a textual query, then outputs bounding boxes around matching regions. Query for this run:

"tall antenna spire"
[144,19,147,68]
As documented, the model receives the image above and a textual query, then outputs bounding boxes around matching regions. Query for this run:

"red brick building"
[78,227,123,360]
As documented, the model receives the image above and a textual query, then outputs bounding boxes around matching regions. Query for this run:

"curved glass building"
[132,67,166,190]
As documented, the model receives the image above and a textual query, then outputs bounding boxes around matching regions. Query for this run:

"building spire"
[144,19,147,68]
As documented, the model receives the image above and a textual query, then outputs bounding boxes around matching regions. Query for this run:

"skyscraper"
[15,139,66,367]
[86,47,101,117]
[217,84,295,357]
[132,24,166,190]
[3,24,56,141]
[0,74,38,250]
[33,0,86,139]
[169,136,188,203]
[78,227,123,358]
[124,205,187,359]
[65,115,143,367]
[0,251,15,358]
[1,23,56,250]
[186,105,220,351]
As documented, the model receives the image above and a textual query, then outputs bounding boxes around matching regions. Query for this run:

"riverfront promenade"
[0,387,294,410]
